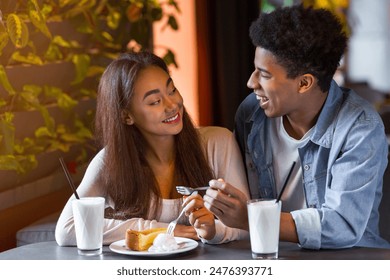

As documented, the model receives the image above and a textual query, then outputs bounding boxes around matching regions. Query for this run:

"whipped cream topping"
[148,233,179,252]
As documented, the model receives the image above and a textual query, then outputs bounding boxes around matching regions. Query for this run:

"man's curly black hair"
[249,4,348,92]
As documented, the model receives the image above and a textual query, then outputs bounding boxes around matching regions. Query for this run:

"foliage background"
[0,0,179,174]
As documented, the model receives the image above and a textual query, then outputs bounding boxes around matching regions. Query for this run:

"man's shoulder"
[339,87,382,122]
[236,93,262,121]
[238,93,259,111]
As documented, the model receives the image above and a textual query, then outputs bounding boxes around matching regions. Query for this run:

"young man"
[204,5,390,249]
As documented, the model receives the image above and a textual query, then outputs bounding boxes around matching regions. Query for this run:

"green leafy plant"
[0,0,180,174]
[261,0,350,35]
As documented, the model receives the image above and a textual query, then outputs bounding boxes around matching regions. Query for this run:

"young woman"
[55,51,249,246]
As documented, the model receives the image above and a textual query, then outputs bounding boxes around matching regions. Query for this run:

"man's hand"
[203,179,249,230]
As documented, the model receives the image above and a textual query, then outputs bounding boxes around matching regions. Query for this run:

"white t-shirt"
[269,117,313,212]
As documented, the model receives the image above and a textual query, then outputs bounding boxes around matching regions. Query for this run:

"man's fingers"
[204,187,242,211]
[204,201,225,218]
[203,193,233,217]
[208,179,248,201]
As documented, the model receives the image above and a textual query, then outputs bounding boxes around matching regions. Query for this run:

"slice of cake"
[125,228,167,251]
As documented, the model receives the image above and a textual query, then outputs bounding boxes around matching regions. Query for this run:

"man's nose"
[247,71,258,89]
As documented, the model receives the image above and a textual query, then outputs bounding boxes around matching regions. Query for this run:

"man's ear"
[121,110,134,125]
[298,74,315,93]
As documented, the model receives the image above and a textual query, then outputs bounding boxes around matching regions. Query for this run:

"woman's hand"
[173,224,200,240]
[182,193,216,240]
[203,179,249,230]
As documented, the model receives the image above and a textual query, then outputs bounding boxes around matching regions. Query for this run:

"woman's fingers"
[173,224,199,240]
[178,188,217,239]
[188,208,212,226]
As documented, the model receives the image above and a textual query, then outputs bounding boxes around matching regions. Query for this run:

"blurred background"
[0,0,389,251]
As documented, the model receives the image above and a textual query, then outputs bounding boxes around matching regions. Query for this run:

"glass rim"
[72,197,105,205]
[247,198,279,205]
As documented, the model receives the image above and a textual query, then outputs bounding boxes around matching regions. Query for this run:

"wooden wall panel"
[0,187,71,252]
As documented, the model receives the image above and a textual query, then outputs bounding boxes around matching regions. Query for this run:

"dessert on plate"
[125,228,167,251]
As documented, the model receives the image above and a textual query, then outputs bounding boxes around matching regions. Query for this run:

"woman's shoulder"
[84,148,106,171]
[198,126,233,140]
[197,126,236,150]
[90,148,106,163]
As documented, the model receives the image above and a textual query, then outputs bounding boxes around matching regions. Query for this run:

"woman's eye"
[150,100,161,105]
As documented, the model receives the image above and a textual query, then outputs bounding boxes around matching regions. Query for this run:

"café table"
[0,240,389,260]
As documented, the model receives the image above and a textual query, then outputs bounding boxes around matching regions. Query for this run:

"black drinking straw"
[275,161,296,203]
[59,157,80,199]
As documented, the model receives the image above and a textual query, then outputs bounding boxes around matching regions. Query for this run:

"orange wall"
[153,0,199,125]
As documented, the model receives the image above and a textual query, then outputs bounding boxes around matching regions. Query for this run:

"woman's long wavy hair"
[95,51,214,219]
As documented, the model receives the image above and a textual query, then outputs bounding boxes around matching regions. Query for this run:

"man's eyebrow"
[257,67,272,75]
[143,77,173,100]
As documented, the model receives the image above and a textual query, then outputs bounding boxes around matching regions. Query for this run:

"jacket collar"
[310,80,344,148]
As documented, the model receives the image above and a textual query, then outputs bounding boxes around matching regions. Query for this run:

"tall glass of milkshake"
[247,199,282,259]
[72,197,105,256]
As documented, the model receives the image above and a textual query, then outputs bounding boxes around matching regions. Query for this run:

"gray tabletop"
[1,240,390,260]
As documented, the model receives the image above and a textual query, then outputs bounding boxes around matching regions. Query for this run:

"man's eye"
[260,74,271,79]
[169,87,177,95]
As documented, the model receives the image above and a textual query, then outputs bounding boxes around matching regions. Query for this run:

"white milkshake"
[72,197,105,255]
[247,199,281,259]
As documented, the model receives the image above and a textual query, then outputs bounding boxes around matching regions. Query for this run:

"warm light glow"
[153,0,199,125]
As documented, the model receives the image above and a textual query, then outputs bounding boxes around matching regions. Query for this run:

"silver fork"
[166,191,198,236]
[176,185,209,196]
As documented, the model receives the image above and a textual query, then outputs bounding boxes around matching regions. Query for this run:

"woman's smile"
[163,112,181,124]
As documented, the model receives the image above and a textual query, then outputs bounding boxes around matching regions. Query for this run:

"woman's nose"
[164,97,176,111]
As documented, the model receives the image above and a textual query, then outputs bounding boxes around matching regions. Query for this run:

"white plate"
[109,237,198,257]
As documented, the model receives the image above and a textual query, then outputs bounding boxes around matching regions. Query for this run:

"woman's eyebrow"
[166,77,173,87]
[143,88,160,100]
[143,77,173,100]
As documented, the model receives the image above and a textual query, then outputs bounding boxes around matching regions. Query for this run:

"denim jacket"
[234,80,390,249]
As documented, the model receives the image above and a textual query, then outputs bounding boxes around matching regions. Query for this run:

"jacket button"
[304,165,310,171]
